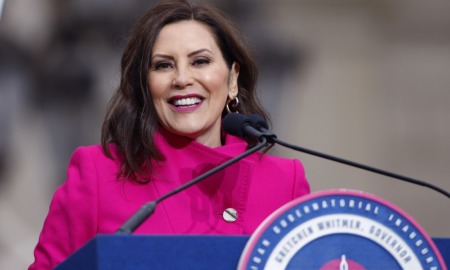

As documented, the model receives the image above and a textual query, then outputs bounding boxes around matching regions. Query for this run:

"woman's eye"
[192,58,211,66]
[152,62,173,70]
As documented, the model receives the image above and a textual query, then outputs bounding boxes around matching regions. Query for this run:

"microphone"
[116,116,270,234]
[248,114,276,141]
[245,114,450,199]
[222,113,266,141]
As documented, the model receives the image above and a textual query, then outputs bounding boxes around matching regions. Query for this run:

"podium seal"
[238,189,447,270]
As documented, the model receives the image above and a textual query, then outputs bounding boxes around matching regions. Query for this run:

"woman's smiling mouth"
[168,95,205,111]
[171,96,202,107]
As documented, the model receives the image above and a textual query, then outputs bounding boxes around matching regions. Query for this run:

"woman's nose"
[172,66,194,89]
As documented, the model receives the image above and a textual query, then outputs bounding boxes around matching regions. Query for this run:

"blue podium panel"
[55,235,249,270]
[434,238,450,267]
[56,235,449,270]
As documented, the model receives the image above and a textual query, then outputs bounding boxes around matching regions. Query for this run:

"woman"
[30,0,310,269]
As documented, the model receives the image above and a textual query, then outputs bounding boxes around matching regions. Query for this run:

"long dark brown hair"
[101,0,269,182]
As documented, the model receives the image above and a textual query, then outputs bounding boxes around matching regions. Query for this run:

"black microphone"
[248,114,276,141]
[245,114,450,199]
[222,113,266,141]
[116,116,270,234]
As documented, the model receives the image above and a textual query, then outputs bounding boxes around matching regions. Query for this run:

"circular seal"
[238,189,447,270]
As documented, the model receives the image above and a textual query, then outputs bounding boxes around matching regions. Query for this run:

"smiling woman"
[29,0,310,269]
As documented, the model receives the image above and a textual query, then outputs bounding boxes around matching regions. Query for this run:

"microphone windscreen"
[222,113,251,138]
[249,114,269,129]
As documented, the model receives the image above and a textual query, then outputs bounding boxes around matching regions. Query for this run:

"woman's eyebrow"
[151,48,213,60]
[187,48,213,57]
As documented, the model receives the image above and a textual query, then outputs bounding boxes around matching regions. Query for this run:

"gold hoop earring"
[226,97,240,114]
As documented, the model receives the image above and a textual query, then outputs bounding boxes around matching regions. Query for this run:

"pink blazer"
[30,131,310,269]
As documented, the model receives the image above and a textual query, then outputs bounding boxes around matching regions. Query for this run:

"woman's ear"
[228,62,240,98]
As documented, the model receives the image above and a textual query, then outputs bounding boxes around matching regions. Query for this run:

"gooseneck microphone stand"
[116,136,270,234]
[249,114,450,199]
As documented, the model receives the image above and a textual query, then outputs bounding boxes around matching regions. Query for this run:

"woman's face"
[148,20,239,147]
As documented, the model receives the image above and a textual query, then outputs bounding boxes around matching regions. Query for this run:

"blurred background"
[1,0,450,268]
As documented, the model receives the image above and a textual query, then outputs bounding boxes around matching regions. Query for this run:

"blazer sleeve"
[29,147,99,270]
[292,159,311,198]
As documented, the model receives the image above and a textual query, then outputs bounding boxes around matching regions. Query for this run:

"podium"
[56,234,449,269]
[55,190,449,269]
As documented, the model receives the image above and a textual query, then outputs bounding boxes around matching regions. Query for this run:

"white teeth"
[173,97,201,106]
